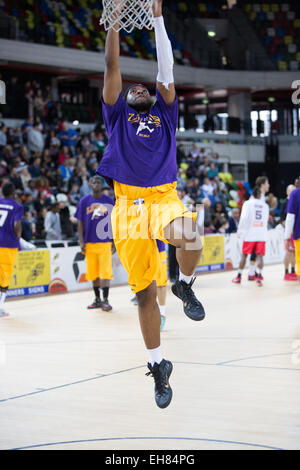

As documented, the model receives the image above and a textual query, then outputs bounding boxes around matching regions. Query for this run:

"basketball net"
[99,0,154,33]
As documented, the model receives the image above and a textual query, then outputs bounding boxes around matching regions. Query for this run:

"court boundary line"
[8,436,285,451]
[1,352,299,404]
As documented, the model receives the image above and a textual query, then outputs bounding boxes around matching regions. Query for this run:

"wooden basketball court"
[0,264,299,450]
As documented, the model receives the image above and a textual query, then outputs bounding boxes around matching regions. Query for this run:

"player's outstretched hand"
[152,0,163,17]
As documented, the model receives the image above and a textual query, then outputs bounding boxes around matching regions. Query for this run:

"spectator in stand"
[18,164,31,190]
[58,157,73,190]
[23,193,35,215]
[22,116,34,131]
[198,148,207,161]
[187,178,202,203]
[79,134,92,152]
[0,160,7,178]
[9,167,24,191]
[47,102,64,127]
[34,89,47,120]
[22,211,35,242]
[69,183,81,206]
[56,193,75,240]
[35,207,47,240]
[58,122,78,150]
[177,167,186,191]
[188,142,200,161]
[33,190,47,216]
[0,123,7,152]
[79,168,91,197]
[94,131,107,158]
[46,129,61,158]
[216,216,229,234]
[226,207,240,234]
[25,86,35,119]
[176,143,186,165]
[58,146,71,166]
[29,157,42,179]
[199,156,211,182]
[207,162,219,179]
[44,202,62,240]
[177,188,195,212]
[201,177,214,198]
[10,127,23,153]
[25,180,38,200]
[202,198,215,233]
[211,152,221,170]
[27,121,44,154]
[212,201,229,233]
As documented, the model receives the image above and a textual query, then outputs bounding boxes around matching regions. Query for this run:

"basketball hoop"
[99,0,154,33]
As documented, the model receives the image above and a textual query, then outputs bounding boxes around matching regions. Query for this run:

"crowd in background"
[0,78,286,243]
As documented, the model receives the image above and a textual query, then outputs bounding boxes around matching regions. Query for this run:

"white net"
[100,0,154,33]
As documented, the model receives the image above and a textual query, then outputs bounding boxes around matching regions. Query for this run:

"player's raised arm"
[153,0,176,105]
[103,18,122,105]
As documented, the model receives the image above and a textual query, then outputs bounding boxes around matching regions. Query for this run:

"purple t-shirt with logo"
[156,239,166,253]
[75,194,114,243]
[287,187,300,240]
[97,89,178,188]
[0,198,23,248]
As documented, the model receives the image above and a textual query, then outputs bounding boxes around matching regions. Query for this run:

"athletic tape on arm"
[284,213,295,240]
[154,16,174,90]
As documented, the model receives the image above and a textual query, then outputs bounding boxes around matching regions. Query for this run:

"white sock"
[0,291,7,307]
[179,271,194,284]
[256,267,261,275]
[237,269,243,276]
[158,305,166,317]
[147,345,163,367]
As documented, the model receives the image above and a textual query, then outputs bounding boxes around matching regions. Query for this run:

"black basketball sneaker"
[87,298,103,309]
[171,278,205,321]
[146,359,173,409]
[102,299,113,311]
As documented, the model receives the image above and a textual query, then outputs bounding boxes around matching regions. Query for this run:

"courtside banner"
[49,246,128,294]
[196,234,225,273]
[7,250,51,298]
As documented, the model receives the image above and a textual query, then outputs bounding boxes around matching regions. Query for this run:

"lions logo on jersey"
[128,113,161,138]
[86,204,108,219]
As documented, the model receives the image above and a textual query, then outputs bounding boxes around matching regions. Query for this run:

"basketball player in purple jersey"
[75,175,115,311]
[97,0,205,408]
[285,185,300,280]
[0,183,23,317]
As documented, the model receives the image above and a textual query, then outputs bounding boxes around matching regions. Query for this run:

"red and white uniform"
[237,198,269,255]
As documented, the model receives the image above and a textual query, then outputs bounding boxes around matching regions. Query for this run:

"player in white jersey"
[232,186,269,286]
[248,176,270,280]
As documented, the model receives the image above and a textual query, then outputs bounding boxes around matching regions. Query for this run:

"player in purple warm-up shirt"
[75,175,114,311]
[285,186,300,279]
[0,183,23,317]
[99,88,178,188]
[96,0,205,409]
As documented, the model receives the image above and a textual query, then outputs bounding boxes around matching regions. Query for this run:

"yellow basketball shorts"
[112,182,196,293]
[0,247,18,287]
[157,250,168,288]
[294,239,300,276]
[85,242,113,282]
